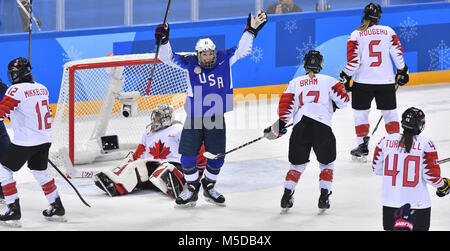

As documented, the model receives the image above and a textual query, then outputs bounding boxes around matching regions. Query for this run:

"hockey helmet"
[304,50,323,74]
[195,38,217,69]
[150,104,174,131]
[401,107,425,135]
[8,57,32,84]
[362,3,382,25]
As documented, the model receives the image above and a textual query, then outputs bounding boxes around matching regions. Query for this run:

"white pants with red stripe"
[284,162,334,192]
[353,109,400,145]
[0,163,59,205]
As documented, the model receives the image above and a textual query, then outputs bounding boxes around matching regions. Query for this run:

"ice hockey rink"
[3,82,450,231]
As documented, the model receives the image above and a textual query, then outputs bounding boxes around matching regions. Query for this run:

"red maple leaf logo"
[149,140,171,159]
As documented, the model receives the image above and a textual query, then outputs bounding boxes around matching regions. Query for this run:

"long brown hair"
[399,130,415,153]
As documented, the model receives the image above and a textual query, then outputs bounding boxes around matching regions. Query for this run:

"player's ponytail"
[356,20,371,32]
[307,71,315,79]
[399,131,414,153]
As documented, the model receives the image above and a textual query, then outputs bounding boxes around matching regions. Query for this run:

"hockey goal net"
[49,53,189,167]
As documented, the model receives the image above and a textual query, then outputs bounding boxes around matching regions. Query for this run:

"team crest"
[194,66,202,74]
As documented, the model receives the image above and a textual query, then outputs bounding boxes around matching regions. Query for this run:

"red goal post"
[50,53,190,167]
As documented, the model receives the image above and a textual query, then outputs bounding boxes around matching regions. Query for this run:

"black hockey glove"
[244,11,267,38]
[395,65,409,86]
[0,78,8,94]
[437,177,450,197]
[155,23,170,45]
[264,119,287,140]
[339,71,352,92]
[393,203,416,231]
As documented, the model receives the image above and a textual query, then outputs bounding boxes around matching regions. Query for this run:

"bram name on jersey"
[278,74,350,128]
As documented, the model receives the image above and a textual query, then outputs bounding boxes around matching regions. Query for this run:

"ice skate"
[318,188,332,214]
[201,178,226,207]
[175,181,200,208]
[280,188,294,214]
[0,199,21,228]
[43,197,67,222]
[351,136,370,162]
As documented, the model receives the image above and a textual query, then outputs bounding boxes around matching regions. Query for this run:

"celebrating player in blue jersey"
[155,10,267,208]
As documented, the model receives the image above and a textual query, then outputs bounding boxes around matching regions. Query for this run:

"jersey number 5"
[35,100,52,130]
[369,40,382,67]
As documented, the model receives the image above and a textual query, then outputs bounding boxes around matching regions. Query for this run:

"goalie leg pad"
[149,162,185,198]
[95,159,150,196]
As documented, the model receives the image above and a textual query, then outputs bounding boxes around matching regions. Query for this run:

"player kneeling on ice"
[372,107,450,231]
[0,57,66,227]
[155,10,267,207]
[264,50,350,213]
[94,104,206,198]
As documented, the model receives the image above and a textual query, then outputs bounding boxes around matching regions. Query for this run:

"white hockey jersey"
[132,122,183,163]
[278,74,350,128]
[0,82,52,146]
[372,133,444,209]
[343,24,405,85]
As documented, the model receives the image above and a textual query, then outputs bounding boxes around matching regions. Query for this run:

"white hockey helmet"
[150,104,174,131]
[195,38,217,69]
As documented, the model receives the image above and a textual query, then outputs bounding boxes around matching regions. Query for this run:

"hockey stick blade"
[203,152,223,160]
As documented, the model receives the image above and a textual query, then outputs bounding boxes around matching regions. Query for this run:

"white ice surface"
[3,83,450,231]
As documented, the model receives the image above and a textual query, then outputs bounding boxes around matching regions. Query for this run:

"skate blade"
[280,208,290,215]
[351,155,368,162]
[45,215,68,222]
[318,209,328,215]
[204,197,226,207]
[174,201,197,209]
[0,220,22,228]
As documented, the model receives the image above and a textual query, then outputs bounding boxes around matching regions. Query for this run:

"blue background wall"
[0,2,448,104]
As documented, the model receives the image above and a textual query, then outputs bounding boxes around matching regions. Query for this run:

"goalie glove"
[244,10,267,38]
[155,23,170,45]
[437,177,450,197]
[264,119,287,140]
[393,203,416,231]
[395,65,409,86]
[339,71,352,92]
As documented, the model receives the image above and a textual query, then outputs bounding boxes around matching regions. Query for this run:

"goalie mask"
[304,50,323,74]
[362,3,382,25]
[401,107,425,135]
[150,104,174,131]
[195,38,217,69]
[8,57,33,84]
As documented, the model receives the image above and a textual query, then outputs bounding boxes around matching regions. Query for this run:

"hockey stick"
[371,85,400,137]
[439,158,450,164]
[145,0,172,95]
[204,123,294,160]
[48,159,91,207]
[16,0,42,31]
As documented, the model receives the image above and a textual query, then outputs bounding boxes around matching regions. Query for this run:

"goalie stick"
[48,159,91,207]
[204,123,293,160]
[145,0,172,95]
